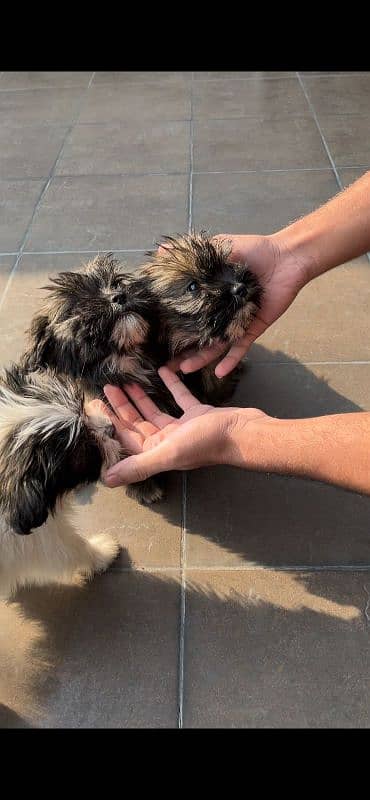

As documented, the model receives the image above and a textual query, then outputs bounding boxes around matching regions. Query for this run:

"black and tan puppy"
[139,232,263,404]
[21,254,166,505]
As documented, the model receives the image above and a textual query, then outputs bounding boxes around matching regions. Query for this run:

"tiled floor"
[0,70,370,729]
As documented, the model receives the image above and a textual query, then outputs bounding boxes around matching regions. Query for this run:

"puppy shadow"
[149,343,370,568]
[1,550,368,728]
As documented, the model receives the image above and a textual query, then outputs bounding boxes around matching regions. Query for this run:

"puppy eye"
[187,281,199,293]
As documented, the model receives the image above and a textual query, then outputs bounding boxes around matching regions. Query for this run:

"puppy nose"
[111,292,127,305]
[230,282,246,297]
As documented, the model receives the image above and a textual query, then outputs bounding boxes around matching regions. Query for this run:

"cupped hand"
[102,366,266,487]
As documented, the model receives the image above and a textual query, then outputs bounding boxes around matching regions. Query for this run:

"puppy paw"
[126,478,164,505]
[88,533,120,573]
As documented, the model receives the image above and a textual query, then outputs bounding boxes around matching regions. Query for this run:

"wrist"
[223,409,287,471]
[269,228,320,288]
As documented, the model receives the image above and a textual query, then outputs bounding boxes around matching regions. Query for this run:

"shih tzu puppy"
[20,254,166,505]
[138,232,263,404]
[0,365,122,598]
[21,253,165,397]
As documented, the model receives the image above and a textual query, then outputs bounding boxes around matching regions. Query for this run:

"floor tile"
[0,179,45,252]
[184,569,368,727]
[0,125,68,179]
[0,88,85,126]
[251,258,370,363]
[193,169,337,234]
[318,114,370,167]
[303,74,370,115]
[79,81,191,123]
[0,72,93,89]
[56,121,190,176]
[193,78,308,119]
[74,474,182,570]
[338,167,369,187]
[193,117,330,171]
[1,571,180,728]
[0,256,15,298]
[185,357,370,568]
[25,174,188,252]
[93,71,191,84]
[194,72,295,80]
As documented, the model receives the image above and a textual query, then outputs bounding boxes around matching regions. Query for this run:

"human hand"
[102,366,267,487]
[170,233,310,378]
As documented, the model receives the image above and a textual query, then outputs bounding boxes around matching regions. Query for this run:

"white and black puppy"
[0,365,122,598]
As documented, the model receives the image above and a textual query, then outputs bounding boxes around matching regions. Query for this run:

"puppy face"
[140,233,262,353]
[22,254,157,383]
[0,366,122,535]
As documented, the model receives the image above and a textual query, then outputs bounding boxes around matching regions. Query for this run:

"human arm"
[103,368,370,497]
[176,170,370,377]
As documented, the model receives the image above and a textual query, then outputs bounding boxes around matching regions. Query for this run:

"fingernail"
[105,469,120,487]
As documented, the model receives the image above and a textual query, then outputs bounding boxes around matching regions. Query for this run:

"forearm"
[271,170,370,281]
[227,411,370,495]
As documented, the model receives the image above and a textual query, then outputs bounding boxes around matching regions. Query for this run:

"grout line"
[0,166,367,184]
[188,74,194,231]
[0,167,344,183]
[0,80,96,311]
[193,167,335,175]
[21,248,149,256]
[184,564,370,573]
[178,473,187,729]
[178,72,194,730]
[296,72,343,190]
[190,75,300,83]
[107,564,370,574]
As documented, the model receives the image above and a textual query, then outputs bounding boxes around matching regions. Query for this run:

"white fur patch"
[111,316,149,351]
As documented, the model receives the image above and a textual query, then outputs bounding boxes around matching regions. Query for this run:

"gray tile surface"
[193,78,309,119]
[0,125,68,179]
[56,122,190,176]
[79,81,191,123]
[193,117,330,171]
[25,175,188,252]
[0,179,45,251]
[0,88,85,126]
[193,169,338,234]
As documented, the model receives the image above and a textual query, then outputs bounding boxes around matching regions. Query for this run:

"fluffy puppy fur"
[139,232,263,404]
[21,254,165,397]
[20,254,167,506]
[0,365,123,598]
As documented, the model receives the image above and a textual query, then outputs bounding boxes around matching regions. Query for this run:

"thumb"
[104,443,172,488]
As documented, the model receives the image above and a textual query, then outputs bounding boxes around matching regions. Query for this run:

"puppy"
[139,232,263,404]
[0,365,122,598]
[21,254,166,505]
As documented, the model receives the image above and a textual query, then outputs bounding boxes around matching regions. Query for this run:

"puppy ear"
[7,476,49,535]
[22,314,53,370]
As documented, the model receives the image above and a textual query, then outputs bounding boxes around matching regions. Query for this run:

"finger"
[104,443,172,487]
[214,318,269,378]
[179,342,227,374]
[85,398,112,420]
[124,383,174,429]
[104,384,144,426]
[158,366,202,412]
